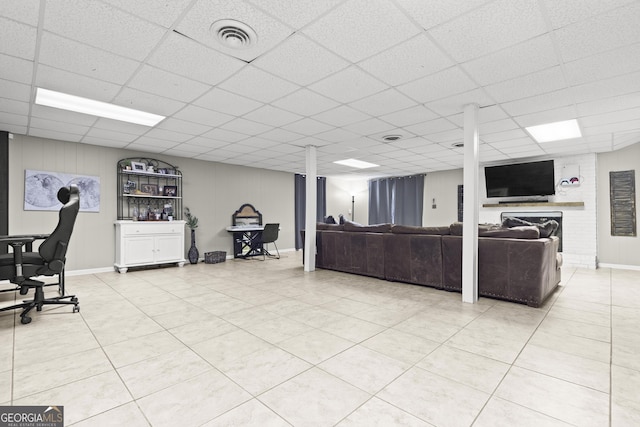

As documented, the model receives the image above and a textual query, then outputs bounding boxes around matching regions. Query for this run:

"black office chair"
[0,185,80,324]
[260,223,280,260]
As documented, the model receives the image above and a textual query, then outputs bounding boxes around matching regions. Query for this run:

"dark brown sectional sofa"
[309,221,562,308]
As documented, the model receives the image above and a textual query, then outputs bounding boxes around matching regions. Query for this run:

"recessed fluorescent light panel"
[35,88,165,126]
[334,158,379,169]
[525,119,582,143]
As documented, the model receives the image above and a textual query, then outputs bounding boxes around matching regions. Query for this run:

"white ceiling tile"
[30,105,98,126]
[156,118,211,136]
[194,88,262,117]
[29,128,83,142]
[349,89,417,117]
[563,43,640,87]
[405,118,458,137]
[394,0,491,30]
[312,105,371,127]
[344,118,396,135]
[303,0,420,62]
[220,118,272,136]
[397,67,477,103]
[570,71,640,104]
[359,34,454,86]
[379,105,440,128]
[235,138,282,151]
[480,128,528,143]
[0,79,31,102]
[554,2,640,62]
[462,35,559,86]
[0,111,28,126]
[247,0,342,29]
[501,89,574,117]
[29,117,88,135]
[35,65,122,101]
[0,123,27,134]
[218,66,299,103]
[269,143,306,154]
[479,119,519,134]
[0,17,36,60]
[100,0,193,28]
[39,32,140,84]
[542,0,636,29]
[282,118,333,136]
[44,0,166,61]
[185,136,230,150]
[259,128,303,143]
[253,34,349,86]
[576,93,640,117]
[84,127,139,142]
[428,0,547,62]
[309,66,387,104]
[484,66,566,103]
[582,119,640,136]
[122,141,167,152]
[424,88,495,117]
[127,65,211,103]
[513,106,578,128]
[175,0,293,62]
[243,105,303,127]
[0,54,33,84]
[0,98,29,116]
[172,105,235,128]
[447,105,509,126]
[114,88,185,117]
[272,89,340,116]
[127,136,180,149]
[0,0,40,25]
[424,129,463,144]
[580,107,640,128]
[92,118,149,135]
[315,128,359,143]
[202,127,250,143]
[143,128,192,143]
[148,32,246,85]
[489,137,537,150]
[169,143,213,155]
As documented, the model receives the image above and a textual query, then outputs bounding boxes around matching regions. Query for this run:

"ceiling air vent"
[210,19,257,50]
[452,142,464,148]
[381,134,402,143]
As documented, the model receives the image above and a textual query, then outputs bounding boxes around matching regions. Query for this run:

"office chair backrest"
[38,185,80,273]
[262,223,279,243]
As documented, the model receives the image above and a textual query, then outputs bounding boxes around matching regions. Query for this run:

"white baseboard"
[598,263,640,271]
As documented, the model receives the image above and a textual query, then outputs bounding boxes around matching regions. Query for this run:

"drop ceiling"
[1,0,640,178]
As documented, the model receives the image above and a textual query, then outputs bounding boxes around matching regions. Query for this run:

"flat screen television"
[484,160,555,198]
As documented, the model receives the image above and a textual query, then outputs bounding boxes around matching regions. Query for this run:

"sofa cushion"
[450,222,502,236]
[343,220,392,233]
[502,217,559,238]
[392,225,451,235]
[316,223,344,231]
[479,226,540,239]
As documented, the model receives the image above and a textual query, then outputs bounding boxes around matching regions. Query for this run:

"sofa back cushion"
[391,225,451,235]
[449,222,540,239]
[343,220,392,233]
[317,223,344,231]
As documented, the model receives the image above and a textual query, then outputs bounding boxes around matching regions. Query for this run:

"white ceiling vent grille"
[210,19,257,50]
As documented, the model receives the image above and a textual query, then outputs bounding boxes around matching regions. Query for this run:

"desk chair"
[260,223,280,260]
[0,185,80,324]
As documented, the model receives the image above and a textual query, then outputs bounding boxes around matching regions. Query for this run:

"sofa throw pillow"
[343,220,392,233]
[502,217,559,238]
[324,215,337,224]
[479,226,540,239]
[449,222,502,236]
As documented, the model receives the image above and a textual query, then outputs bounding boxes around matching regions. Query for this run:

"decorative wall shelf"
[482,201,584,208]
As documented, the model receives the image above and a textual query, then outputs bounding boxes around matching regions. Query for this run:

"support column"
[304,145,317,272]
[462,104,479,303]
[0,131,8,254]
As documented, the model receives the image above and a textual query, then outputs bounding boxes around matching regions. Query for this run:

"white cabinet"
[114,220,186,273]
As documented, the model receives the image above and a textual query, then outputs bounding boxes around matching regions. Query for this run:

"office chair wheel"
[21,316,32,324]
[73,305,80,313]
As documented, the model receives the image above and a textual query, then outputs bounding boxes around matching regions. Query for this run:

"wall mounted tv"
[484,160,555,198]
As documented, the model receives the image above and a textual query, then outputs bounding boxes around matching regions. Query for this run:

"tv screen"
[485,160,555,198]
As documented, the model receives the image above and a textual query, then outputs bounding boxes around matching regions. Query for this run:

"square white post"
[462,103,479,303]
[304,145,317,272]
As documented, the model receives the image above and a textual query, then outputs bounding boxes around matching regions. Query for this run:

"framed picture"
[163,185,177,196]
[140,184,159,196]
[131,161,146,172]
[157,168,167,174]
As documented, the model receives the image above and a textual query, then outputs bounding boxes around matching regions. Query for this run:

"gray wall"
[9,134,295,272]
[597,142,640,267]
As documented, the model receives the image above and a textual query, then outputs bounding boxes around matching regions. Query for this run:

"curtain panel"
[294,174,327,250]
[368,174,424,226]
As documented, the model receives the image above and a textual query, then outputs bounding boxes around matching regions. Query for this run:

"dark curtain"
[369,174,424,226]
[294,174,327,250]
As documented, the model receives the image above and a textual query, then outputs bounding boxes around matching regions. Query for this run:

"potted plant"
[184,207,199,264]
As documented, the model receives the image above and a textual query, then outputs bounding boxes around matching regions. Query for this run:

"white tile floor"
[1,252,639,426]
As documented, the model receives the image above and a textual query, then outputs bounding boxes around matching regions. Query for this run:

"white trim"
[598,263,640,271]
